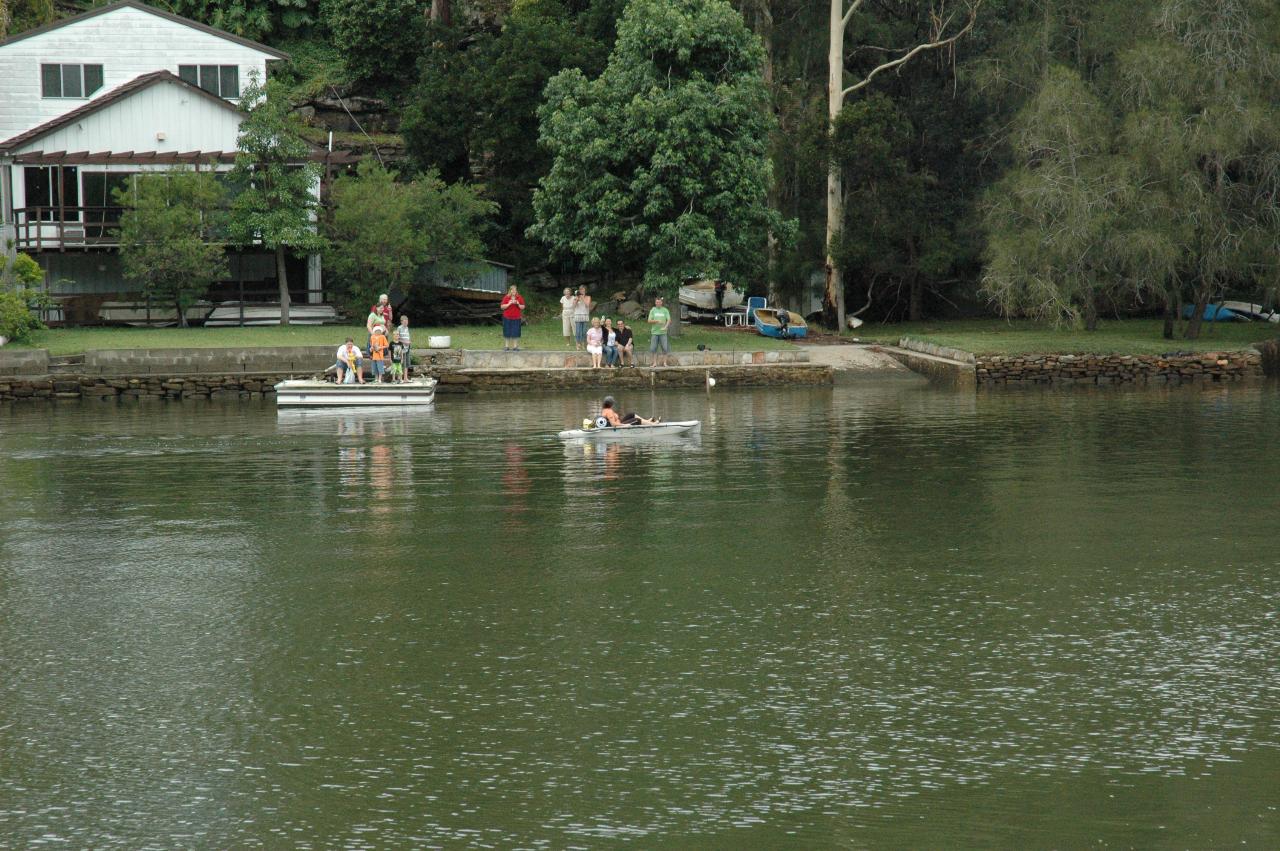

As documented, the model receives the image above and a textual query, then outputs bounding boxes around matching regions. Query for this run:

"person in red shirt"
[500,284,526,352]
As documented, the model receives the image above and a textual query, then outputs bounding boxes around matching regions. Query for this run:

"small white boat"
[678,280,744,311]
[275,377,437,407]
[557,420,701,440]
[206,302,338,326]
[1220,301,1280,323]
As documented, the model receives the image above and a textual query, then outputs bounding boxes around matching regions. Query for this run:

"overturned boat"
[275,376,437,407]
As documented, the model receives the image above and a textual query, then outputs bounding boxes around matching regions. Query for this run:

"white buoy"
[706,371,716,391]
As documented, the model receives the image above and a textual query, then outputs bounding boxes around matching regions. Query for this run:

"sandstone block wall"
[977,352,1262,385]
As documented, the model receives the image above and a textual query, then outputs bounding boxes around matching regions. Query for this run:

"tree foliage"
[322,0,426,88]
[227,72,325,323]
[530,0,789,293]
[324,161,496,310]
[169,0,318,42]
[115,169,229,326]
[981,0,1280,336]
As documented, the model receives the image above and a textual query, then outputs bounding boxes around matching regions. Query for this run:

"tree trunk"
[176,300,188,329]
[757,0,781,308]
[908,271,922,321]
[824,0,848,332]
[1184,291,1208,340]
[1162,292,1175,340]
[276,245,291,326]
[430,0,451,27]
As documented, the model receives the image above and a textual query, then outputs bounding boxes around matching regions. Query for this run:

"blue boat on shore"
[755,308,808,339]
[1182,304,1244,322]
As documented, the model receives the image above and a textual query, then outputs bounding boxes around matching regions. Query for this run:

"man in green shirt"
[647,296,672,367]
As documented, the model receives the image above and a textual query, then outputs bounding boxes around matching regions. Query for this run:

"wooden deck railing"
[13,206,125,250]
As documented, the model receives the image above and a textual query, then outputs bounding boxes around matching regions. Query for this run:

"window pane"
[84,64,103,95]
[179,65,198,86]
[219,65,239,99]
[62,64,83,98]
[41,64,61,97]
[61,167,80,221]
[199,65,219,95]
[24,167,53,210]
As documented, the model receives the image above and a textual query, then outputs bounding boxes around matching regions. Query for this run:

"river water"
[1,382,1277,848]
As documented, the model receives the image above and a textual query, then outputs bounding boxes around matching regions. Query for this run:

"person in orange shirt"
[369,325,390,382]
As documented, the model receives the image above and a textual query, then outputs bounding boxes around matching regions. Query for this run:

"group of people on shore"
[333,293,414,384]
[337,286,678,381]
[560,287,673,368]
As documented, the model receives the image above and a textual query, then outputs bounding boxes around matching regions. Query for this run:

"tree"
[824,0,980,330]
[324,161,495,311]
[322,0,425,88]
[530,0,790,294]
[227,72,325,326]
[115,169,229,327]
[981,67,1129,329]
[1112,0,1280,339]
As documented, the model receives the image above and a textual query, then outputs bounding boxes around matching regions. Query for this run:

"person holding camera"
[500,284,526,352]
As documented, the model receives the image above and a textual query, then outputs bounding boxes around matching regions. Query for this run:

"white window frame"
[40,63,104,99]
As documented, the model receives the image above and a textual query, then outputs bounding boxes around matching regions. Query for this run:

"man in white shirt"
[335,338,364,384]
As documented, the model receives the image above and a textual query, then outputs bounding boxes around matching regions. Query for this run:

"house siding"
[8,81,244,164]
[0,6,274,143]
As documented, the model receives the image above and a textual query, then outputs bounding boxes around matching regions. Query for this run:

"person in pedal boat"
[599,395,658,427]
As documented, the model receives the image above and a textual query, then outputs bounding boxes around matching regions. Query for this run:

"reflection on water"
[1,383,1278,847]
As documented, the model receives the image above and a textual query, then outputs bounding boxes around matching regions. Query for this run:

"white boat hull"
[275,378,437,407]
[679,282,744,311]
[1220,301,1280,323]
[558,420,701,439]
[206,303,338,327]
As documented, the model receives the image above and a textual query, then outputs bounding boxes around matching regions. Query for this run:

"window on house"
[40,64,104,98]
[23,166,80,221]
[178,64,240,99]
[82,172,134,239]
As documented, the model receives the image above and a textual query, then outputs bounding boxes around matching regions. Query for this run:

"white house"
[0,0,327,319]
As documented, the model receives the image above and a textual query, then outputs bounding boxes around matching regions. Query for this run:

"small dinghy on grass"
[755,308,808,339]
[1220,301,1280,323]
[275,377,437,407]
[557,420,701,440]
[1182,303,1246,322]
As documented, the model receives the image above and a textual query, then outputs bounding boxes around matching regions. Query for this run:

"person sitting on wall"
[615,319,635,367]
[600,395,658,427]
[335,338,364,384]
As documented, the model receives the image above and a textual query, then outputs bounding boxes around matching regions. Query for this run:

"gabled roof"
[0,70,243,153]
[0,0,289,59]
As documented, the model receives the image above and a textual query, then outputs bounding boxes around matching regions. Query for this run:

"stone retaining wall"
[1,363,833,402]
[0,373,290,401]
[441,363,832,393]
[977,351,1262,385]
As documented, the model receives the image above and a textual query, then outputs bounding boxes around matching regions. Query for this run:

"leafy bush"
[322,0,424,88]
[0,252,46,343]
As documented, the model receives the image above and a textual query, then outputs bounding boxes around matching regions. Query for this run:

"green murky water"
[1,383,1277,847]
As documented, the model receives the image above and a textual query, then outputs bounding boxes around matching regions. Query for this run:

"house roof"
[0,70,243,153]
[0,0,289,59]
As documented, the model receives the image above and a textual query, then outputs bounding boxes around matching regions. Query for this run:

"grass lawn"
[853,318,1279,356]
[16,317,793,356]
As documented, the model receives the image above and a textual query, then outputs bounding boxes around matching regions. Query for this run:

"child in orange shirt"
[369,325,390,382]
